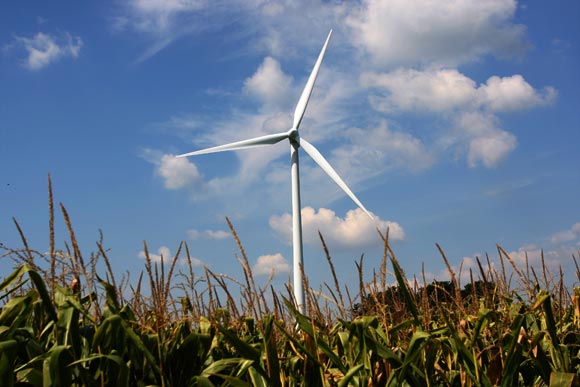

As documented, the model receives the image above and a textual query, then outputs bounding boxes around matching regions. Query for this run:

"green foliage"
[1,179,580,385]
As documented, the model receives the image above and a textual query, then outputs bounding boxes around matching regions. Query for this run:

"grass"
[1,175,579,386]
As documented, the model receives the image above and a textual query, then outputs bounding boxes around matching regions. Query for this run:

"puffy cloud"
[138,246,172,263]
[141,149,204,190]
[362,69,554,113]
[362,68,556,168]
[446,111,517,168]
[157,154,203,189]
[244,57,293,110]
[346,0,527,66]
[253,253,290,276]
[187,229,230,240]
[467,130,517,168]
[269,207,404,250]
[480,75,557,111]
[13,32,83,70]
[361,68,477,112]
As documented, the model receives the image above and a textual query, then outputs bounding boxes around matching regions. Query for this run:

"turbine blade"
[177,132,289,157]
[292,30,332,130]
[300,138,374,220]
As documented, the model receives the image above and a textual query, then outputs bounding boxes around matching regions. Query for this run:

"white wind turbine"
[178,30,372,314]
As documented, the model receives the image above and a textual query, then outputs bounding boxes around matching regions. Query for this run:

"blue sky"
[1,1,579,295]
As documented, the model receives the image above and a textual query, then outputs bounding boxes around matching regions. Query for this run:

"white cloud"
[346,0,527,66]
[14,32,83,70]
[480,75,557,111]
[550,223,580,244]
[120,0,206,33]
[141,149,204,190]
[114,1,530,75]
[138,246,172,263]
[114,0,239,61]
[187,229,230,240]
[467,129,517,168]
[244,57,293,111]
[253,253,290,276]
[269,207,404,250]
[361,68,477,112]
[331,121,433,179]
[362,69,554,114]
[441,111,517,168]
[179,256,204,267]
[134,2,554,202]
[139,245,204,266]
[506,244,557,268]
[362,68,556,168]
[157,154,203,189]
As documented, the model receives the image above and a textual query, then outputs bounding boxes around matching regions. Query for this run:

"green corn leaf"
[500,313,526,387]
[540,292,568,372]
[0,340,17,387]
[337,364,364,387]
[217,373,253,387]
[213,323,271,382]
[549,372,579,387]
[248,366,269,387]
[43,345,74,387]
[0,265,57,323]
[390,256,421,327]
[191,375,217,387]
[55,300,81,356]
[530,331,551,384]
[27,266,57,323]
[16,367,43,386]
[0,294,34,329]
[262,315,282,387]
[123,323,162,377]
[274,319,322,368]
[92,314,123,350]
[201,357,245,377]
[71,353,129,386]
[283,297,346,374]
[214,323,260,361]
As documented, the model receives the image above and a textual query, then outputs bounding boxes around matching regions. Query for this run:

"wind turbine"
[178,30,372,314]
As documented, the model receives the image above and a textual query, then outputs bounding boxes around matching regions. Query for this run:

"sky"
[1,0,579,297]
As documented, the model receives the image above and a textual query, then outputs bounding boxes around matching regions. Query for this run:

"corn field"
[1,177,580,386]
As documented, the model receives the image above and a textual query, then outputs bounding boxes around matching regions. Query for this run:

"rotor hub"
[288,129,300,145]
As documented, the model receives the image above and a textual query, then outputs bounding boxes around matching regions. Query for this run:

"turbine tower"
[178,30,372,314]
